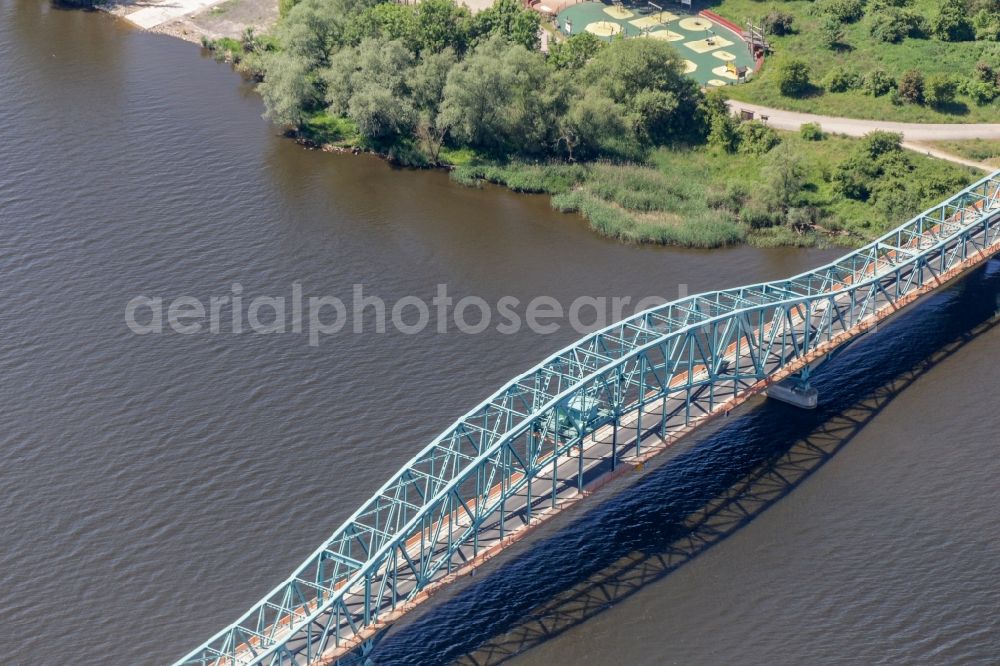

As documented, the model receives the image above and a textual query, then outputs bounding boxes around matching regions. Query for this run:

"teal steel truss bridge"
[176,172,1000,666]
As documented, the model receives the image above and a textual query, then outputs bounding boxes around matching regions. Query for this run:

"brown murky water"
[1,3,997,664]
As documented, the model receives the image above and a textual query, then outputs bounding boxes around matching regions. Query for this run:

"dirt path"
[726,100,1000,172]
[901,142,995,172]
[725,101,1000,140]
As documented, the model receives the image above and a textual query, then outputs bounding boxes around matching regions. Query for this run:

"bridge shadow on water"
[361,260,1000,666]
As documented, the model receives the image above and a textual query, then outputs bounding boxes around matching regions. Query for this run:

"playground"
[554,2,756,87]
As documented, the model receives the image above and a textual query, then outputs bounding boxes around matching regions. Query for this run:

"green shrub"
[862,68,896,95]
[762,10,796,35]
[974,60,996,83]
[825,66,860,91]
[963,78,999,104]
[869,0,914,8]
[777,59,812,96]
[737,121,780,155]
[820,14,847,48]
[870,7,926,42]
[800,122,826,140]
[924,74,959,106]
[706,183,749,212]
[708,113,740,153]
[973,9,1000,40]
[834,131,905,201]
[897,69,925,103]
[786,206,822,232]
[740,203,782,229]
[932,0,975,40]
[861,130,904,158]
[821,0,866,23]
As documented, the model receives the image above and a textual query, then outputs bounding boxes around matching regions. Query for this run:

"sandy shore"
[106,0,501,43]
[103,0,278,42]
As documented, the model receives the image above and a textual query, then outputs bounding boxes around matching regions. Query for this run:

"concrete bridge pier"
[767,366,819,409]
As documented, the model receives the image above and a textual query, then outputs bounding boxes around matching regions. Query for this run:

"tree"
[974,59,996,82]
[321,38,414,113]
[582,38,706,145]
[963,78,999,104]
[278,0,360,68]
[348,83,416,144]
[968,58,1000,102]
[416,0,473,54]
[410,47,458,116]
[345,3,419,51]
[411,48,458,161]
[556,88,636,160]
[259,53,318,127]
[548,32,605,70]
[471,0,541,50]
[764,143,808,210]
[318,38,419,146]
[861,131,904,158]
[438,38,555,156]
[897,69,925,103]
[932,0,975,40]
[777,58,811,96]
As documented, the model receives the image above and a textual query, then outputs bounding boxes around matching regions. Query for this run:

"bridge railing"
[174,172,1000,666]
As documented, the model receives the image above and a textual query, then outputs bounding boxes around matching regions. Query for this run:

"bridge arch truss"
[176,172,1000,666]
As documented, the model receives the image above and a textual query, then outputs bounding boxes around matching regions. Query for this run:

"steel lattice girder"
[174,172,1000,666]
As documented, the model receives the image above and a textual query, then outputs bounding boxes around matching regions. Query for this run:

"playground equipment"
[726,60,749,81]
[742,19,769,60]
[648,1,666,23]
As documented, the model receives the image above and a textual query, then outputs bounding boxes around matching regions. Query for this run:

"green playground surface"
[555,2,755,87]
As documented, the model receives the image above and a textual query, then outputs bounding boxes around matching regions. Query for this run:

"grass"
[929,139,1000,166]
[711,0,1000,122]
[451,132,979,247]
[298,113,361,146]
[437,146,482,167]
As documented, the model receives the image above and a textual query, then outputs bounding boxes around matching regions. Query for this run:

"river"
[0,3,997,665]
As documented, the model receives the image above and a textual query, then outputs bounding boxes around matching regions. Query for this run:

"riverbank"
[252,104,983,250]
[112,0,984,249]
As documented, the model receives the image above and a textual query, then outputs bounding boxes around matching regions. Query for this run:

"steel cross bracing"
[175,172,1000,666]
